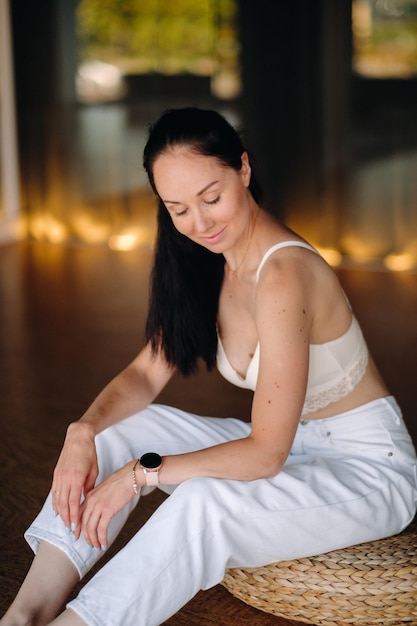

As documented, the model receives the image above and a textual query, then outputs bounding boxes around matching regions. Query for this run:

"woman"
[2,108,416,626]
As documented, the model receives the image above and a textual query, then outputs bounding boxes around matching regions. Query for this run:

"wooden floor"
[0,241,416,625]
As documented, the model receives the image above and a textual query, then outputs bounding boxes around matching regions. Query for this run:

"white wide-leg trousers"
[25,396,417,626]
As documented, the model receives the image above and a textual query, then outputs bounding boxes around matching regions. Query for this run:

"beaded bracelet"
[132,459,140,495]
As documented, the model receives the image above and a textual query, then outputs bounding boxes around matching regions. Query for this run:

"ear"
[240,152,251,187]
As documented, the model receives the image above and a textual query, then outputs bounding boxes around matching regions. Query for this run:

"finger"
[82,491,110,550]
[84,469,98,496]
[82,506,102,549]
[59,471,87,532]
[77,500,86,539]
[79,493,96,547]
[96,513,111,549]
[68,485,82,534]
[52,469,71,527]
[52,485,61,513]
[52,467,64,511]
[57,490,72,532]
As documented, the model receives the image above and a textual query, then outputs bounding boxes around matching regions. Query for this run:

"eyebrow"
[163,180,219,205]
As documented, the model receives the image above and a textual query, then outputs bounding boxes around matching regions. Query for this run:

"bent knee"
[171,476,232,509]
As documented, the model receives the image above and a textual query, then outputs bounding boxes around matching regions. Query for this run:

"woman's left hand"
[77,461,138,549]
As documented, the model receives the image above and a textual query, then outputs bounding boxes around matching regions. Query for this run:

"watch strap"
[142,468,160,486]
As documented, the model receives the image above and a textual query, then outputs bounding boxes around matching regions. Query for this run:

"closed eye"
[173,207,188,217]
[204,196,220,206]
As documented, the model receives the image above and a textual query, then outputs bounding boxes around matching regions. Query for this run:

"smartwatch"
[140,452,163,486]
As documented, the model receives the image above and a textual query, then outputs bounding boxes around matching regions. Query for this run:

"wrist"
[131,459,141,495]
[131,453,163,495]
[67,420,96,439]
[140,452,163,486]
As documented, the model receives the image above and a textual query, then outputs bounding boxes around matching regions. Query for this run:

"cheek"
[226,193,246,223]
[169,215,193,237]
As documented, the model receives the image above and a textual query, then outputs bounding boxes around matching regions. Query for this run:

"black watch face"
[141,452,162,469]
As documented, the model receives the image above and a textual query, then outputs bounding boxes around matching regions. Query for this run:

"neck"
[227,205,261,276]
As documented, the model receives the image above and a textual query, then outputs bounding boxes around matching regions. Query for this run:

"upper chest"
[217,273,259,376]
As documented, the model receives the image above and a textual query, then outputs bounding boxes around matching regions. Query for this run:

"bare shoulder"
[254,249,312,339]
[254,241,349,341]
[256,241,320,301]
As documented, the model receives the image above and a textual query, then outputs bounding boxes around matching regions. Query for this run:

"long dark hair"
[143,107,262,376]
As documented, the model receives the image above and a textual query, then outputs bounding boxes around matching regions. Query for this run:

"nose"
[192,207,214,233]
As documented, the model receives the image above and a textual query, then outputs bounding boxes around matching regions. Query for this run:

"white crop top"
[216,241,369,415]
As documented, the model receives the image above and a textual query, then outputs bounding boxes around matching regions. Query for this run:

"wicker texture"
[222,517,417,625]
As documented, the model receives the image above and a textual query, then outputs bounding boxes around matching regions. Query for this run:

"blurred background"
[1,4,416,621]
[1,0,416,267]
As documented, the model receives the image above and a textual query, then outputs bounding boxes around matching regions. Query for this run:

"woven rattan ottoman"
[222,516,417,625]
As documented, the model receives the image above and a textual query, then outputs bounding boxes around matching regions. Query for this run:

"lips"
[202,227,226,245]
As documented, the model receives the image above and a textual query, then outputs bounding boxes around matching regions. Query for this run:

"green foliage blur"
[352,0,417,77]
[76,0,239,76]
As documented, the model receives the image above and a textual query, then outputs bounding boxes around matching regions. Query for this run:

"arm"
[52,343,175,532]
[80,259,313,548]
[157,257,311,482]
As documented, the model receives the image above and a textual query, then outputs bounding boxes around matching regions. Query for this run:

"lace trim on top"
[302,346,368,414]
[216,320,369,415]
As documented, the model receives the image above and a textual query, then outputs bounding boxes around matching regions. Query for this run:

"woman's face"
[152,147,252,253]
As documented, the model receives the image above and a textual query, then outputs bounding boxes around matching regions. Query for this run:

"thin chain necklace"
[228,205,261,276]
